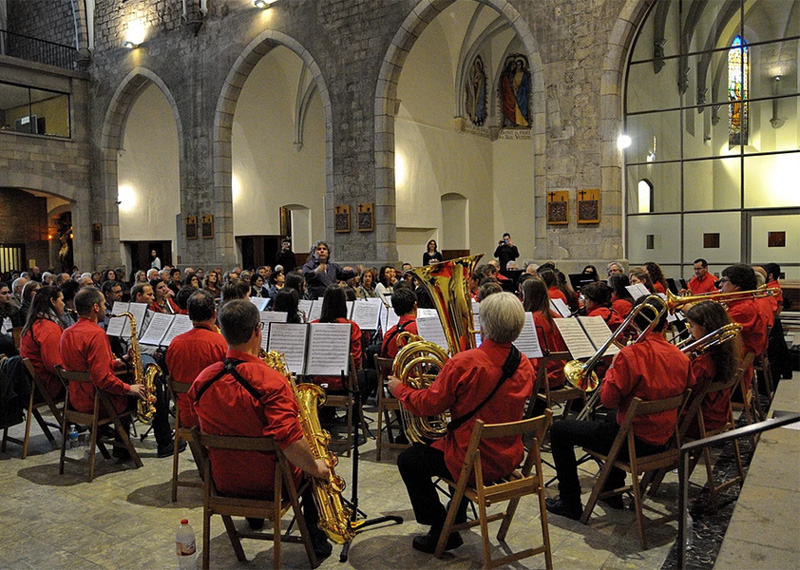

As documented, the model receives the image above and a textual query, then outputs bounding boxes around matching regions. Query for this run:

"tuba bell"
[392,255,482,443]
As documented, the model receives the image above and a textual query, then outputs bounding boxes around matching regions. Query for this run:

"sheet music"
[578,316,620,357]
[554,318,596,360]
[416,313,448,351]
[267,323,309,375]
[471,300,480,319]
[307,301,323,323]
[350,298,382,331]
[259,311,288,350]
[626,283,651,300]
[106,301,130,337]
[381,304,401,333]
[0,317,11,335]
[305,323,351,376]
[550,298,571,317]
[162,315,192,345]
[139,313,175,346]
[298,299,313,323]
[122,302,149,339]
[250,297,268,311]
[514,312,543,358]
[655,292,678,322]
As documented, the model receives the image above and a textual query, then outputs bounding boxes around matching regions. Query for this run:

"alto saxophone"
[114,312,161,423]
[261,350,357,544]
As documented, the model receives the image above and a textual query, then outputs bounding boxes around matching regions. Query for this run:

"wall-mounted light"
[123,19,147,49]
[254,0,278,8]
[770,75,785,129]
[616,134,632,150]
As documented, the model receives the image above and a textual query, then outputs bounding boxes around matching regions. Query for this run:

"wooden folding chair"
[56,366,142,482]
[11,326,22,350]
[435,411,554,569]
[319,356,368,457]
[580,393,688,549]
[374,355,409,461]
[1,358,65,459]
[732,351,763,431]
[192,428,319,570]
[169,377,203,502]
[525,351,584,420]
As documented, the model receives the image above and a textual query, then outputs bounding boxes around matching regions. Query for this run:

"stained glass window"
[728,35,748,146]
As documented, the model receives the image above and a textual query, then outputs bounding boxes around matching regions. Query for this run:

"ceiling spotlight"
[616,134,632,150]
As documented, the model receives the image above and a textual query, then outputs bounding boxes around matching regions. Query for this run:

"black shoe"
[309,526,332,559]
[157,440,186,458]
[394,433,409,445]
[411,527,463,554]
[246,517,265,530]
[600,495,624,510]
[445,501,468,525]
[545,497,582,521]
[112,446,131,460]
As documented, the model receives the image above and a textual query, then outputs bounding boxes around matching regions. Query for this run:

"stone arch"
[600,0,657,263]
[375,0,544,262]
[97,68,184,265]
[213,30,332,264]
[0,172,83,203]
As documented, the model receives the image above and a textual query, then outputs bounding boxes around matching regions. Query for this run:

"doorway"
[125,241,172,274]
[237,235,282,270]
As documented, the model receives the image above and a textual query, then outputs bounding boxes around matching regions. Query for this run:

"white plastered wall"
[231,46,325,243]
[117,84,180,256]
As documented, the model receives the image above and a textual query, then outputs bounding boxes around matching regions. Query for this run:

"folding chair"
[319,356,368,457]
[192,428,319,570]
[11,326,22,350]
[580,393,688,549]
[732,352,763,429]
[435,411,554,569]
[525,351,584,420]
[1,358,65,458]
[169,377,203,502]
[56,366,142,482]
[374,355,409,461]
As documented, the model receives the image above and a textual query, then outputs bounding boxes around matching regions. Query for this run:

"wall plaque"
[201,214,214,239]
[577,189,600,224]
[335,204,350,233]
[92,223,102,244]
[357,203,374,232]
[546,190,569,225]
[186,216,198,240]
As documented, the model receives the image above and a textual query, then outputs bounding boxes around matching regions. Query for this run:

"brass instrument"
[677,322,742,356]
[665,286,778,314]
[114,312,161,423]
[563,294,667,393]
[392,255,482,443]
[261,350,357,544]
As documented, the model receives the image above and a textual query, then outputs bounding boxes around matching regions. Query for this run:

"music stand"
[339,369,403,562]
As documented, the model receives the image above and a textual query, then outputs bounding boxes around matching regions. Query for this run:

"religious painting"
[335,204,350,233]
[201,214,214,239]
[92,223,102,244]
[185,216,198,240]
[577,189,600,224]
[499,54,531,128]
[464,55,487,126]
[546,190,569,225]
[768,231,786,248]
[357,203,373,232]
[728,35,749,147]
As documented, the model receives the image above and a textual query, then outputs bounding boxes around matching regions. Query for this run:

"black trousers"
[397,443,468,530]
[550,418,665,504]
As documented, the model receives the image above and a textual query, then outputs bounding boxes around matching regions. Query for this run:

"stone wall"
[6,0,76,47]
[0,188,50,270]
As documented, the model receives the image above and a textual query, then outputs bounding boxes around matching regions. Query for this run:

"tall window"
[728,35,748,146]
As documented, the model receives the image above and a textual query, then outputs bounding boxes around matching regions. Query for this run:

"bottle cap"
[181,518,188,524]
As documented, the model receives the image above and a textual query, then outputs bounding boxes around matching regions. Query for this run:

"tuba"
[114,312,161,423]
[262,350,357,544]
[392,255,482,443]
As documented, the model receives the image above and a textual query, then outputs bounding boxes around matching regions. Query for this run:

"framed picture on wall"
[335,205,350,233]
[92,223,102,244]
[546,190,569,225]
[357,203,374,232]
[577,189,600,224]
[201,215,214,239]
[186,216,198,240]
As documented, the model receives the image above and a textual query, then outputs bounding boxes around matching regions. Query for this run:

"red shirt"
[165,323,227,428]
[691,352,730,433]
[611,297,633,318]
[310,318,362,391]
[150,297,180,314]
[767,280,783,309]
[189,349,304,499]
[547,287,568,305]
[59,318,130,414]
[531,312,566,388]
[19,319,64,400]
[726,299,768,390]
[754,296,775,329]
[380,314,418,361]
[394,339,534,484]
[601,333,694,446]
[653,282,667,295]
[587,306,625,331]
[688,273,717,294]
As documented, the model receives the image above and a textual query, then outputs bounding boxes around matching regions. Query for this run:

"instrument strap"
[447,345,521,433]
[192,359,263,404]
[382,319,408,348]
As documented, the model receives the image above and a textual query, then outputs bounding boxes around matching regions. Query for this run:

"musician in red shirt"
[19,286,66,400]
[609,273,634,318]
[188,300,332,557]
[540,268,568,304]
[546,297,695,519]
[583,282,624,331]
[521,277,566,388]
[309,286,364,393]
[380,287,418,361]
[688,258,717,294]
[388,292,535,553]
[165,290,226,429]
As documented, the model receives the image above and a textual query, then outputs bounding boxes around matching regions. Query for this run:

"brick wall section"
[6,0,76,47]
[0,188,50,269]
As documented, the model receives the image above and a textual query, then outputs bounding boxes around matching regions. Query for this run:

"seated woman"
[580,265,599,282]
[250,273,267,298]
[266,269,285,303]
[202,270,222,299]
[19,286,67,400]
[538,268,567,305]
[521,278,567,389]
[356,267,378,299]
[375,266,396,307]
[581,281,624,331]
[683,301,742,436]
[272,288,303,323]
[608,273,634,318]
[629,269,655,294]
[643,261,669,295]
[19,280,42,322]
[149,279,180,314]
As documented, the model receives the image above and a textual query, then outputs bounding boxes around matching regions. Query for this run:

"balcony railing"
[0,29,77,70]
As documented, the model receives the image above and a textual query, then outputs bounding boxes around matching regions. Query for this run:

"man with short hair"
[189,300,333,557]
[493,233,519,275]
[688,258,716,294]
[78,273,94,288]
[0,282,24,356]
[380,288,418,361]
[606,261,624,278]
[101,280,124,327]
[388,292,535,553]
[55,273,71,287]
[276,238,296,273]
[10,277,27,308]
[146,268,159,281]
[168,268,183,296]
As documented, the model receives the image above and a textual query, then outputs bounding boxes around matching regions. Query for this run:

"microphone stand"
[339,369,403,562]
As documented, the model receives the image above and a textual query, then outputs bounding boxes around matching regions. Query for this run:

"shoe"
[112,446,131,460]
[545,497,582,521]
[246,517,265,530]
[600,495,624,510]
[309,526,332,558]
[157,440,186,458]
[445,500,468,524]
[411,527,463,554]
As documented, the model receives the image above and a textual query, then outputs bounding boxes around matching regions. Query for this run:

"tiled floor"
[0,380,793,570]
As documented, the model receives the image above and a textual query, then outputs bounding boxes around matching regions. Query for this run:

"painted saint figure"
[500,55,531,128]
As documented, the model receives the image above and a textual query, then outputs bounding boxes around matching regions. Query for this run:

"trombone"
[665,286,778,314]
[676,322,742,356]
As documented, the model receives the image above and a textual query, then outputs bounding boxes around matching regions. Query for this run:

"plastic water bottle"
[67,425,80,459]
[176,518,197,569]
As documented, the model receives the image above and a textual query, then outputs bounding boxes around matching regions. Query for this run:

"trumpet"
[665,286,778,314]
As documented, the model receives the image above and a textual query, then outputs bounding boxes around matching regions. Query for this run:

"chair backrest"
[192,427,280,453]
[374,355,394,393]
[55,366,93,385]
[169,378,191,395]
[11,326,22,349]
